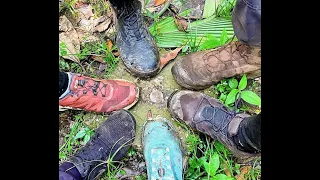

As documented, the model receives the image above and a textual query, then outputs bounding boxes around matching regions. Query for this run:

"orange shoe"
[59,73,139,113]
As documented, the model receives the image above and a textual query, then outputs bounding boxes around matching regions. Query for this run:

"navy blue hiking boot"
[109,0,160,78]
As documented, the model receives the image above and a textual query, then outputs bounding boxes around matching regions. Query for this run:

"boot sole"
[171,65,210,90]
[123,61,160,79]
[166,90,188,125]
[59,79,140,113]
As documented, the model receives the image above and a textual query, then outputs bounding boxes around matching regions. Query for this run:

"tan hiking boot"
[172,41,261,90]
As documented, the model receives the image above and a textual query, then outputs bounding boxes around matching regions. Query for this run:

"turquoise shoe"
[142,117,184,180]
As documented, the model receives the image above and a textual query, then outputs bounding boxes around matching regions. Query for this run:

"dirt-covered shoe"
[142,117,184,180]
[109,0,160,78]
[172,41,261,90]
[59,72,139,113]
[67,110,136,180]
[167,90,260,159]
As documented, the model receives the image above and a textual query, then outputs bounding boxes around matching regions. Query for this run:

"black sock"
[233,114,261,153]
[59,71,69,97]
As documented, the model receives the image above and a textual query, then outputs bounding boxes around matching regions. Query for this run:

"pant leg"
[59,71,69,97]
[238,113,261,152]
[59,162,82,180]
[232,0,261,47]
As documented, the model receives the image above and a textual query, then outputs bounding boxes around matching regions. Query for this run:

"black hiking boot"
[109,0,160,78]
[67,110,136,180]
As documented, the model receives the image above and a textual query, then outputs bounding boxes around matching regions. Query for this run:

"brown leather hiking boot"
[172,41,261,90]
[167,90,260,159]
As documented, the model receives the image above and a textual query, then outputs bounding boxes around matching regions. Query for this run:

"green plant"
[127,147,136,157]
[98,137,134,179]
[59,113,93,161]
[215,0,236,17]
[74,126,94,144]
[245,157,261,180]
[88,0,108,17]
[149,15,234,49]
[135,175,147,180]
[185,133,234,180]
[214,74,261,110]
[59,39,120,77]
[198,28,230,51]
[60,0,79,16]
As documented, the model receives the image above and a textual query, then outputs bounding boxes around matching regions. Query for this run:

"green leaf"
[225,89,239,105]
[60,50,67,56]
[120,169,126,175]
[203,0,219,18]
[144,8,154,19]
[59,152,67,159]
[203,152,220,176]
[235,163,241,174]
[238,74,247,90]
[59,42,66,48]
[101,42,107,50]
[217,84,225,93]
[219,93,227,102]
[211,174,234,180]
[182,45,189,53]
[219,28,228,44]
[199,34,220,50]
[83,134,91,144]
[228,78,238,89]
[74,129,86,139]
[241,90,261,106]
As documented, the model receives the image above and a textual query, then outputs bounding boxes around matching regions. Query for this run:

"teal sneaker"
[142,117,184,180]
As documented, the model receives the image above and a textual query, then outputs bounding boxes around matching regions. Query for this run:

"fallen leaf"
[91,55,104,63]
[154,0,166,6]
[59,16,80,63]
[222,162,232,177]
[79,16,109,33]
[107,39,113,50]
[159,47,182,69]
[59,32,80,63]
[203,0,220,18]
[113,51,120,57]
[174,15,188,32]
[78,18,96,32]
[77,4,94,21]
[93,18,111,32]
[59,15,74,32]
[235,166,251,180]
[75,1,86,9]
[76,29,100,43]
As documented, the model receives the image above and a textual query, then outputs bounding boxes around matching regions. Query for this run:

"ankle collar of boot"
[228,114,250,136]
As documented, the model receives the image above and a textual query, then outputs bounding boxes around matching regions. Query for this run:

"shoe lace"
[194,97,235,133]
[73,77,107,97]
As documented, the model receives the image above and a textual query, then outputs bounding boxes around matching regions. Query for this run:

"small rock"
[150,89,164,103]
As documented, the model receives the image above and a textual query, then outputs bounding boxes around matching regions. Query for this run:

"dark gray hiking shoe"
[168,90,260,159]
[68,110,136,180]
[109,0,160,78]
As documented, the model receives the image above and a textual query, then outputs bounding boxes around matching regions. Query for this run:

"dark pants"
[238,114,261,152]
[59,162,82,180]
[232,0,261,152]
[59,71,69,97]
[232,0,261,47]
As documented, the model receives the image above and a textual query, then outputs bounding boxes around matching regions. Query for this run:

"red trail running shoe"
[59,73,139,113]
